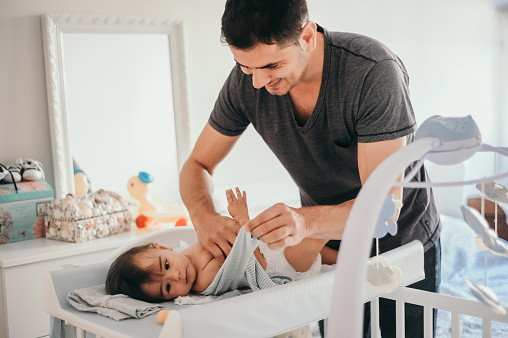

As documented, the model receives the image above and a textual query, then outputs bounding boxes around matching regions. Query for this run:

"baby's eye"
[268,64,279,69]
[166,282,171,293]
[165,259,169,270]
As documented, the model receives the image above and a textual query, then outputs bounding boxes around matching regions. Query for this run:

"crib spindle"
[451,312,461,338]
[482,319,492,338]
[423,305,433,338]
[76,327,85,338]
[395,299,405,338]
[371,298,381,338]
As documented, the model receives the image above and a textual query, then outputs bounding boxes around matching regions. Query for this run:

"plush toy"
[127,172,189,230]
[73,159,91,195]
[74,170,90,195]
[127,172,156,215]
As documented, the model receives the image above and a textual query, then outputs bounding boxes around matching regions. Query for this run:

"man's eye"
[166,282,171,293]
[165,259,169,270]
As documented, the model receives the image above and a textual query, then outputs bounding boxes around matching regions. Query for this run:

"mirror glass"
[63,33,179,203]
[42,14,190,203]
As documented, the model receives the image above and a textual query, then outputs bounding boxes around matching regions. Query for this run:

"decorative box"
[0,180,54,244]
[45,189,131,243]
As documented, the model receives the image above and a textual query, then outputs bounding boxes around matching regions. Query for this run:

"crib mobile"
[329,115,508,337]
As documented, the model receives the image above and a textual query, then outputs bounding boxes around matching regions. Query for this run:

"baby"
[106,188,327,303]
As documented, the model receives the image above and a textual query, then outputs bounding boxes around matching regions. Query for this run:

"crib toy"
[43,115,508,337]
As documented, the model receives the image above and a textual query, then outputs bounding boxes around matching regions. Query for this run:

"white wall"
[497,9,508,186]
[0,0,506,215]
[310,0,502,141]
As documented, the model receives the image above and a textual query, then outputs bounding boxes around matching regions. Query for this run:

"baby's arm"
[226,188,250,222]
[185,242,224,292]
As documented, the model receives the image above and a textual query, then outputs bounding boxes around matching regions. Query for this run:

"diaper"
[258,242,322,281]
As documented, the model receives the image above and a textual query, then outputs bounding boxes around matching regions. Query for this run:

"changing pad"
[44,237,424,338]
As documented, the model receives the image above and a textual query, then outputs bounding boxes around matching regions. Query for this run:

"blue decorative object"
[373,194,399,239]
[138,171,154,183]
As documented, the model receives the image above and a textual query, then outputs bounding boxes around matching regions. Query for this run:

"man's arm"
[244,137,406,250]
[179,123,242,259]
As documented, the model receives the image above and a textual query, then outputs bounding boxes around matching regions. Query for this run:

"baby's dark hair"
[105,243,164,303]
[221,0,309,49]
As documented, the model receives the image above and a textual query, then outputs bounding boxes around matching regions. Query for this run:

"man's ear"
[152,243,173,251]
[300,21,317,52]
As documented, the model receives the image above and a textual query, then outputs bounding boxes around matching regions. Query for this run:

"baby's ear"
[152,243,173,251]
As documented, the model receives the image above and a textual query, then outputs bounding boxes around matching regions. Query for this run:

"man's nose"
[251,69,270,89]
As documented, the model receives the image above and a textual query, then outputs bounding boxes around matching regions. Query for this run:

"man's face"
[230,41,310,96]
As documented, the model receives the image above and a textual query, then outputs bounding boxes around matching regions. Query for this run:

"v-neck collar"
[284,24,331,134]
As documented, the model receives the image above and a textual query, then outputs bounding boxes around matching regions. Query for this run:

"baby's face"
[137,247,196,300]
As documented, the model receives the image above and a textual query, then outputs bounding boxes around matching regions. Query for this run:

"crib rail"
[377,287,508,338]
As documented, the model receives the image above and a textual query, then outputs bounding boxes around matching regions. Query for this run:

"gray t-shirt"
[209,25,440,252]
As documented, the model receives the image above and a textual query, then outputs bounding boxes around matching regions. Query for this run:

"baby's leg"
[320,246,339,265]
[226,187,250,222]
[284,238,329,272]
[225,188,269,267]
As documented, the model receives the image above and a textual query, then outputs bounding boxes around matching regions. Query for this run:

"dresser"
[0,232,140,338]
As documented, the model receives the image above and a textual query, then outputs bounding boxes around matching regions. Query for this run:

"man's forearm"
[296,199,355,240]
[179,159,219,222]
[297,187,402,241]
[179,157,242,258]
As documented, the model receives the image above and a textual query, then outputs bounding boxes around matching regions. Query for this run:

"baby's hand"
[226,187,249,221]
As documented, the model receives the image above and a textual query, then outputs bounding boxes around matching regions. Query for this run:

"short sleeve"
[208,66,251,137]
[356,59,416,143]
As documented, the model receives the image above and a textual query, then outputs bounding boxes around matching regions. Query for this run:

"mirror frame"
[41,13,191,199]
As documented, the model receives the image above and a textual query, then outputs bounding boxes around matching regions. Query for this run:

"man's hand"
[243,203,307,250]
[192,214,241,261]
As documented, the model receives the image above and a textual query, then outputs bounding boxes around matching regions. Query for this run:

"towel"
[67,284,162,321]
[200,227,293,296]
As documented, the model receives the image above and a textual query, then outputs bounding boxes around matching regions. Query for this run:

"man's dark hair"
[221,0,309,49]
[105,244,164,303]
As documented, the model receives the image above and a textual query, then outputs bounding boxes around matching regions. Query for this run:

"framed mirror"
[41,14,190,203]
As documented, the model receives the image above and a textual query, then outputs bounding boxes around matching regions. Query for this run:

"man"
[179,0,441,337]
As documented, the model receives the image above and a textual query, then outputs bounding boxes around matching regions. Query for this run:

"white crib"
[43,219,508,338]
[43,116,508,337]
